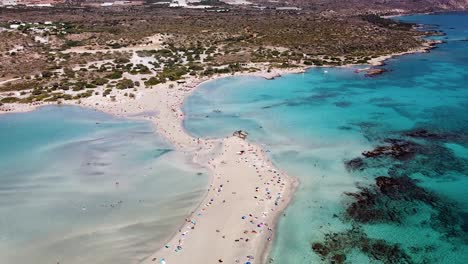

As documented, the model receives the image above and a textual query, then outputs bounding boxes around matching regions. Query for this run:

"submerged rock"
[344,174,467,243]
[345,187,392,223]
[404,128,440,138]
[340,125,468,257]
[365,68,387,77]
[337,126,352,131]
[375,176,436,204]
[362,139,419,160]
[344,157,364,171]
[312,226,413,264]
[331,254,346,264]
[345,176,438,224]
[403,128,455,141]
[388,142,468,178]
[334,101,352,108]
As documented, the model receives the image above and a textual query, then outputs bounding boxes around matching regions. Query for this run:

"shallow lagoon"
[184,13,468,263]
[0,106,207,264]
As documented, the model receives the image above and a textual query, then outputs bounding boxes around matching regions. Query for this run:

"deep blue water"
[0,106,207,264]
[183,12,468,263]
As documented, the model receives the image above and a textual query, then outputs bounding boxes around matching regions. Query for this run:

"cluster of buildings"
[82,1,144,7]
[1,0,65,6]
[6,20,71,38]
[0,0,146,6]
[0,0,234,9]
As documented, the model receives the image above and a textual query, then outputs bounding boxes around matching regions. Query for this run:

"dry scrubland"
[0,6,437,105]
[249,0,468,13]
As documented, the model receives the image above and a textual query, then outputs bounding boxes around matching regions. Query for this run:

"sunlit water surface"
[183,13,468,263]
[0,106,207,264]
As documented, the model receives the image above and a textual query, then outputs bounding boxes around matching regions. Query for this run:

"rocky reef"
[344,157,365,171]
[404,128,448,140]
[329,127,468,263]
[312,226,413,264]
[345,127,468,177]
[364,68,388,77]
[344,176,437,223]
[403,128,462,143]
[361,139,420,160]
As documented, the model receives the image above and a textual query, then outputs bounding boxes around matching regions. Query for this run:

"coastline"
[0,42,438,264]
[136,67,301,264]
[0,67,302,263]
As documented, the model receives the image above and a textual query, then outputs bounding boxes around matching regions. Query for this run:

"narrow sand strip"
[143,137,296,264]
[73,69,298,264]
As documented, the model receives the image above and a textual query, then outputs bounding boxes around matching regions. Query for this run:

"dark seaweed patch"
[375,103,415,119]
[155,148,173,157]
[403,128,456,141]
[343,175,467,243]
[461,212,468,232]
[307,92,340,101]
[340,127,468,244]
[368,97,394,103]
[344,176,436,224]
[334,101,352,108]
[261,101,286,109]
[286,92,341,107]
[262,91,342,109]
[351,121,379,129]
[312,226,414,264]
[375,176,436,203]
[389,142,468,178]
[350,129,468,178]
[337,126,352,130]
[344,157,364,171]
[362,139,421,160]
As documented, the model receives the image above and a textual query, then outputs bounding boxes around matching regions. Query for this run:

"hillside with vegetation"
[0,5,444,105]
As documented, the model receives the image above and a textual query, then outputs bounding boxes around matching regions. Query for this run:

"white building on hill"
[0,0,17,6]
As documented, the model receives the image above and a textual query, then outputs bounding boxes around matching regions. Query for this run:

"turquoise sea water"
[0,106,207,264]
[184,13,468,263]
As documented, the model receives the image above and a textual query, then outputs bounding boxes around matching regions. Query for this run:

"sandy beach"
[80,68,299,264]
[0,44,437,263]
[0,65,301,263]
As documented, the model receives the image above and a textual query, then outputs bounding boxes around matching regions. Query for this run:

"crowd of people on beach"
[76,78,292,264]
[149,135,289,263]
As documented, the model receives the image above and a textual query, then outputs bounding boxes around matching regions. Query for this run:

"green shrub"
[105,71,123,79]
[116,78,134,90]
[1,97,20,103]
[144,76,163,86]
[92,78,109,86]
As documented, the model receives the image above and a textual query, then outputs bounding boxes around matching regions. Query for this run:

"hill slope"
[246,0,468,14]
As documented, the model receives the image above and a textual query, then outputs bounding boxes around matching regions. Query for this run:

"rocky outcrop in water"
[344,172,467,243]
[365,68,388,77]
[404,128,441,139]
[334,101,352,108]
[362,139,420,160]
[375,176,436,203]
[344,138,417,172]
[390,142,468,178]
[312,226,414,264]
[403,128,455,141]
[344,157,364,171]
[350,127,468,178]
[335,125,468,262]
[345,176,437,223]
